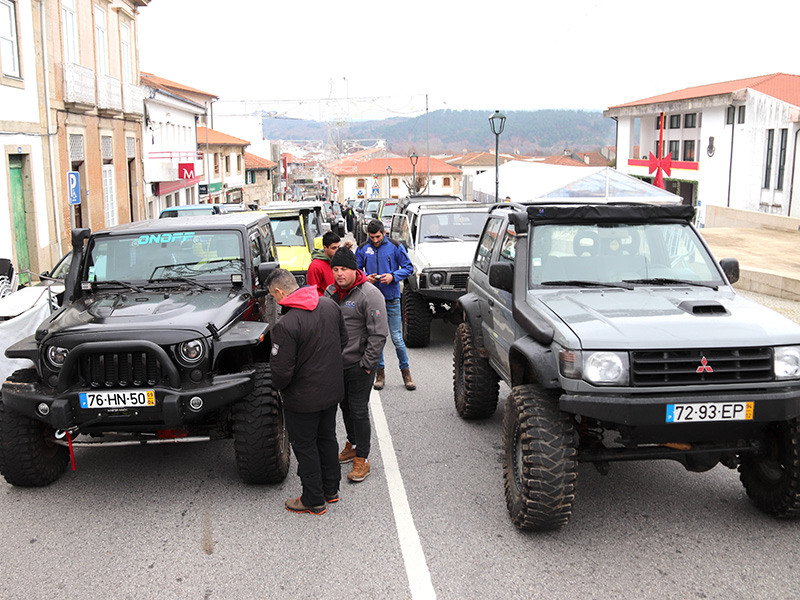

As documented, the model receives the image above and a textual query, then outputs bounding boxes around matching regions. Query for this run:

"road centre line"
[370,390,436,600]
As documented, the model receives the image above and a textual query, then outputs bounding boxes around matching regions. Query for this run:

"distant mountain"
[260,109,616,155]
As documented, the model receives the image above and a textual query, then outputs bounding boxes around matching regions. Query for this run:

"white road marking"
[371,389,437,600]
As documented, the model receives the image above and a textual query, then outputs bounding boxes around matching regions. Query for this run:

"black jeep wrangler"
[0,213,288,486]
[455,202,800,530]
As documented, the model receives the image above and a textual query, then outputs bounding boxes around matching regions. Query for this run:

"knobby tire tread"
[452,321,499,419]
[402,287,432,348]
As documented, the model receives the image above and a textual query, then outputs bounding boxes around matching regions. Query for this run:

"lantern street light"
[386,165,392,198]
[409,153,418,194]
[489,110,506,202]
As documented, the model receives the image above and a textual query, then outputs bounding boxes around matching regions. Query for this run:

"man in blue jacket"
[355,219,416,391]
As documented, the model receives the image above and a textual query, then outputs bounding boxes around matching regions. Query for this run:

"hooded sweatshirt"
[307,248,334,296]
[270,285,348,412]
[325,271,388,371]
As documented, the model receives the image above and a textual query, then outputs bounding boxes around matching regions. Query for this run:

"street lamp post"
[386,165,393,198]
[409,153,418,194]
[489,110,506,202]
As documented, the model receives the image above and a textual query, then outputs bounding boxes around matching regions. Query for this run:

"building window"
[391,177,398,187]
[684,113,697,128]
[777,128,788,191]
[764,129,774,189]
[224,154,230,176]
[119,21,132,84]
[236,154,241,174]
[94,5,108,76]
[668,140,680,160]
[654,140,665,158]
[357,178,365,188]
[683,140,696,162]
[61,0,78,64]
[738,106,746,124]
[669,115,681,129]
[443,177,451,187]
[213,153,220,177]
[102,164,117,226]
[655,115,662,130]
[726,107,735,124]
[0,0,21,78]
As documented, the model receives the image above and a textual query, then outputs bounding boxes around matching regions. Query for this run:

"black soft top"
[506,203,694,231]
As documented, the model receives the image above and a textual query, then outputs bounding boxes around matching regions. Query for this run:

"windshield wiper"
[93,280,143,293]
[146,277,212,290]
[541,280,633,290]
[462,233,481,238]
[623,278,718,290]
[423,234,460,240]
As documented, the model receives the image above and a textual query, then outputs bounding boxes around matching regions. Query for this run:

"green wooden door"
[8,156,30,284]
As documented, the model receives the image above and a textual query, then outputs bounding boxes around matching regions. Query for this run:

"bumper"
[1,371,255,431]
[418,288,464,302]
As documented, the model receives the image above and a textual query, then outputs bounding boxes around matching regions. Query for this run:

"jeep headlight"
[429,272,445,286]
[559,349,629,385]
[774,345,800,380]
[177,339,205,365]
[45,345,70,369]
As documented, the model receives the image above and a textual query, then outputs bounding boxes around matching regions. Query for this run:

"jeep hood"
[414,241,479,270]
[535,288,800,349]
[276,246,312,273]
[44,289,250,338]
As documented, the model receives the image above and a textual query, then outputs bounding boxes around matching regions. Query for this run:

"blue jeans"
[378,298,409,370]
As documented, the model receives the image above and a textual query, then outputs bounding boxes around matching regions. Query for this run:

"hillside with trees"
[261,109,615,155]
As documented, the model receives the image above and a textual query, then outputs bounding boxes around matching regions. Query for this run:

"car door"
[491,226,518,376]
[470,216,505,375]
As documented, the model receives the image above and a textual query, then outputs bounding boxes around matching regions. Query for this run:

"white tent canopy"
[471,162,681,205]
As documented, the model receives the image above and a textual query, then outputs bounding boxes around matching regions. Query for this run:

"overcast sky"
[138,0,800,121]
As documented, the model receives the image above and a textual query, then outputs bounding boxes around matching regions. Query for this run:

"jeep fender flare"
[457,293,487,350]
[509,336,560,389]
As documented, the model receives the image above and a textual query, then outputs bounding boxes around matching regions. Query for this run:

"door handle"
[487,298,495,307]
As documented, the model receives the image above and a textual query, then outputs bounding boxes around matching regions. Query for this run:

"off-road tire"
[739,418,800,518]
[0,369,69,486]
[402,287,432,348]
[232,363,290,484]
[502,384,578,531]
[453,321,499,419]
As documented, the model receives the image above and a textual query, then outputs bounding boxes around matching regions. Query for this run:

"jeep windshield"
[85,230,245,283]
[270,216,307,247]
[420,212,489,241]
[529,222,725,288]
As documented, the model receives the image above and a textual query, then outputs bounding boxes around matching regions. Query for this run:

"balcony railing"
[97,74,122,114]
[63,63,96,109]
[122,83,144,117]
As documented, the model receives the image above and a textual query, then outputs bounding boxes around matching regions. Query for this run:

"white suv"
[390,201,491,347]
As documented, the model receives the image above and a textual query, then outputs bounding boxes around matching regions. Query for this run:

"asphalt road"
[2,309,800,599]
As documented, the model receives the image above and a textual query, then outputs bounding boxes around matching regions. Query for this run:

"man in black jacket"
[266,268,348,515]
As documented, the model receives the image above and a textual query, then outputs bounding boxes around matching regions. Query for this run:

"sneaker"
[324,492,339,504]
[373,368,385,390]
[348,457,370,482]
[401,368,416,391]
[338,441,356,464]
[285,497,326,515]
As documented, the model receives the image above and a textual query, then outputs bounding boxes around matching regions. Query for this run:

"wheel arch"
[457,293,487,350]
[509,336,560,389]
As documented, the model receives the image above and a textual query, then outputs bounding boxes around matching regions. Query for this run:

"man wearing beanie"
[324,247,388,483]
[355,219,416,391]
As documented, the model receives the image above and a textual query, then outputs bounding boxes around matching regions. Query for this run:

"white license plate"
[79,390,156,409]
[666,401,754,423]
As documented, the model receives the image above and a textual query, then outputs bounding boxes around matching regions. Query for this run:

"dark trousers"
[341,365,376,459]
[284,404,340,507]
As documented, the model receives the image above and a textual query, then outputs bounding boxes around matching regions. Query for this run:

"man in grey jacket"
[324,247,388,483]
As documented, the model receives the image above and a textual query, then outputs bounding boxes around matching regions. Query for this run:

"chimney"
[564,148,570,156]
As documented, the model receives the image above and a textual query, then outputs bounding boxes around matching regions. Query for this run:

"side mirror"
[719,258,739,284]
[257,261,279,286]
[489,262,514,293]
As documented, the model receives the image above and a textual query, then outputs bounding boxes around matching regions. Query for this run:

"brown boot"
[338,441,356,464]
[401,368,416,391]
[348,457,370,482]
[373,368,385,390]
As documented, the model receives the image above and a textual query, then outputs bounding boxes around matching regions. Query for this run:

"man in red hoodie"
[306,231,341,296]
[324,247,388,483]
[266,268,348,514]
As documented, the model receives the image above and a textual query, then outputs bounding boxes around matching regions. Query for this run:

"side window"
[499,228,516,263]
[249,231,263,269]
[474,217,504,273]
[260,224,276,261]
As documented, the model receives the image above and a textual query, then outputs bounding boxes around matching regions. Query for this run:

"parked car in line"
[159,204,228,218]
[354,198,384,244]
[260,201,329,286]
[0,253,73,321]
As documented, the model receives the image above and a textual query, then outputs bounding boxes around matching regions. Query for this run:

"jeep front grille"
[81,351,165,388]
[449,273,469,289]
[631,347,773,386]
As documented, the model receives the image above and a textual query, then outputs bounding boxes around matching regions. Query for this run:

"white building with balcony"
[141,72,207,218]
[605,73,800,218]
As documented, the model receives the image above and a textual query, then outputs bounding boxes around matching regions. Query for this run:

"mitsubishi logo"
[696,356,713,373]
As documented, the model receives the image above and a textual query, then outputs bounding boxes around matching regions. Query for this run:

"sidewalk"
[700,226,800,301]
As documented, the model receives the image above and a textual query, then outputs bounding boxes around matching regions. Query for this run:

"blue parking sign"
[68,171,80,205]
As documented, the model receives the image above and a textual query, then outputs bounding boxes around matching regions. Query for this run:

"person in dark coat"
[267,268,348,515]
